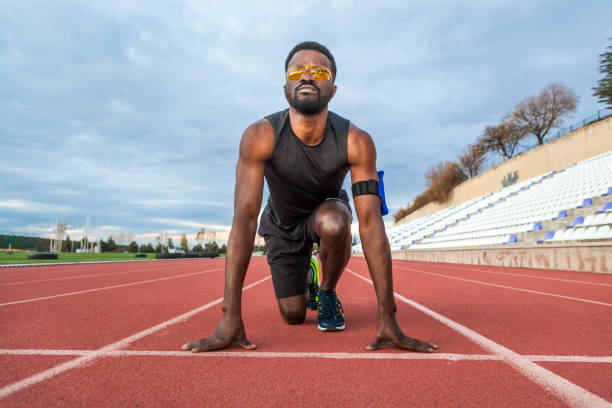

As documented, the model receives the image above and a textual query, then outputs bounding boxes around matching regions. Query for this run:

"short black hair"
[285,41,336,79]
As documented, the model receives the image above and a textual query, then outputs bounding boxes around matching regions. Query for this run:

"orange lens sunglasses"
[286,64,333,81]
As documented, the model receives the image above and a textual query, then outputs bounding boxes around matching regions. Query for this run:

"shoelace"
[318,291,343,319]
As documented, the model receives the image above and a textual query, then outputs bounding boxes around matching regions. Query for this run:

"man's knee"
[316,203,351,240]
[277,296,307,325]
[281,308,306,325]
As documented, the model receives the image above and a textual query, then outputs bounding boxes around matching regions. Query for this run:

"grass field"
[0,252,155,265]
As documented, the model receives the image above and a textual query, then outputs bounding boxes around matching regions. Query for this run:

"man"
[183,41,437,353]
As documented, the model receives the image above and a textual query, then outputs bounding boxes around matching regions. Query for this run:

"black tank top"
[262,108,350,226]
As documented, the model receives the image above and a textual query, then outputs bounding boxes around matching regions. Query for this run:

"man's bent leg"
[314,199,352,290]
[277,293,308,325]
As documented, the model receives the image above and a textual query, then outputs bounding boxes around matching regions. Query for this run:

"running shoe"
[307,255,320,310]
[317,288,345,331]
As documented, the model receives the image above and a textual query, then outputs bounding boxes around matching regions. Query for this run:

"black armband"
[351,179,380,198]
[352,170,389,216]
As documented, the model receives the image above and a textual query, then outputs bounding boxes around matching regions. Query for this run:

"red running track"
[0,257,610,407]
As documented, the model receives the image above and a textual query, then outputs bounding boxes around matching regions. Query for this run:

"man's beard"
[284,83,333,115]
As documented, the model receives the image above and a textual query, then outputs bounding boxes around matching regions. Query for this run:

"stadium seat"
[354,152,612,253]
[595,225,610,239]
[595,202,612,214]
[566,216,584,228]
[583,226,598,240]
[577,198,593,208]
[572,228,586,240]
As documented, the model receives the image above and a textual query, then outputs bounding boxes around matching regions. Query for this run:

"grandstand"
[353,115,612,273]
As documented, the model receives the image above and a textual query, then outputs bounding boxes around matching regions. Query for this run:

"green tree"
[105,236,117,252]
[220,244,227,254]
[35,239,47,252]
[205,241,219,253]
[141,243,154,253]
[61,235,69,252]
[192,243,204,252]
[127,241,139,253]
[593,37,612,109]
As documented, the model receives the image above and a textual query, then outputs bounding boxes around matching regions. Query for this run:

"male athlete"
[183,41,437,353]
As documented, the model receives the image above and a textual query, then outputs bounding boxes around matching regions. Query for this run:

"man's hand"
[366,315,437,353]
[182,314,256,353]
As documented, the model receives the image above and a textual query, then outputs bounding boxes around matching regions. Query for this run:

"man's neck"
[288,107,328,146]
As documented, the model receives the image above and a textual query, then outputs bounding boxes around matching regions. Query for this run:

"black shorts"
[258,196,351,299]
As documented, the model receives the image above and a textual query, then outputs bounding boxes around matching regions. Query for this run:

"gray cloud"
[1,0,610,243]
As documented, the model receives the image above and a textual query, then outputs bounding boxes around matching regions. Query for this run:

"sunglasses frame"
[286,64,333,81]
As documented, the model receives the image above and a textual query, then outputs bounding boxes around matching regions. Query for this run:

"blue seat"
[529,222,542,232]
[504,234,518,244]
[552,210,567,220]
[595,202,612,214]
[537,231,555,243]
[566,216,584,228]
[577,198,593,208]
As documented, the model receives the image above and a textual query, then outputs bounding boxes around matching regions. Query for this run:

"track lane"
[0,357,568,407]
[0,260,267,350]
[398,261,612,303]
[354,257,612,356]
[347,264,612,407]
[0,267,224,305]
[129,264,486,354]
[0,270,271,400]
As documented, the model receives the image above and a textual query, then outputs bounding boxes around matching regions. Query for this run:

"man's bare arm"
[183,119,274,352]
[347,124,437,352]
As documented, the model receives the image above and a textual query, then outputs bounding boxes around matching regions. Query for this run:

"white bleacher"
[352,151,612,253]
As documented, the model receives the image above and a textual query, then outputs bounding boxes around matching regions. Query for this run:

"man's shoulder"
[347,121,371,141]
[244,117,275,137]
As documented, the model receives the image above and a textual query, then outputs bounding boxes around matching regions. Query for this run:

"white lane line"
[410,261,612,287]
[1,267,172,286]
[395,266,612,308]
[0,275,271,400]
[0,268,224,307]
[2,349,612,363]
[347,268,612,408]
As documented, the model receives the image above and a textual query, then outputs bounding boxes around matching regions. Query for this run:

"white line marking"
[395,266,612,307]
[0,268,225,307]
[347,268,612,407]
[411,261,612,287]
[0,275,271,400]
[2,349,612,363]
[1,267,170,286]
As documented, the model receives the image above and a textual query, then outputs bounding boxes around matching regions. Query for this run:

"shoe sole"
[317,323,345,332]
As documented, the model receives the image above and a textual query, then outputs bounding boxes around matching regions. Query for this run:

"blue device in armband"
[378,170,388,215]
[350,170,389,216]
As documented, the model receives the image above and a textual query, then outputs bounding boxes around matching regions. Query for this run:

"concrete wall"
[397,115,612,225]
[382,242,612,274]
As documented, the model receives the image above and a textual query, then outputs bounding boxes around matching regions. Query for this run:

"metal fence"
[516,109,611,155]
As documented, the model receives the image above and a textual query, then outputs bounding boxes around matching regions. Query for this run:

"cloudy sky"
[1,0,610,245]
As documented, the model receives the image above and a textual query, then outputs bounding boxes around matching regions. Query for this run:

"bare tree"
[511,82,578,145]
[195,227,206,248]
[458,143,487,179]
[479,120,525,160]
[426,161,466,203]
